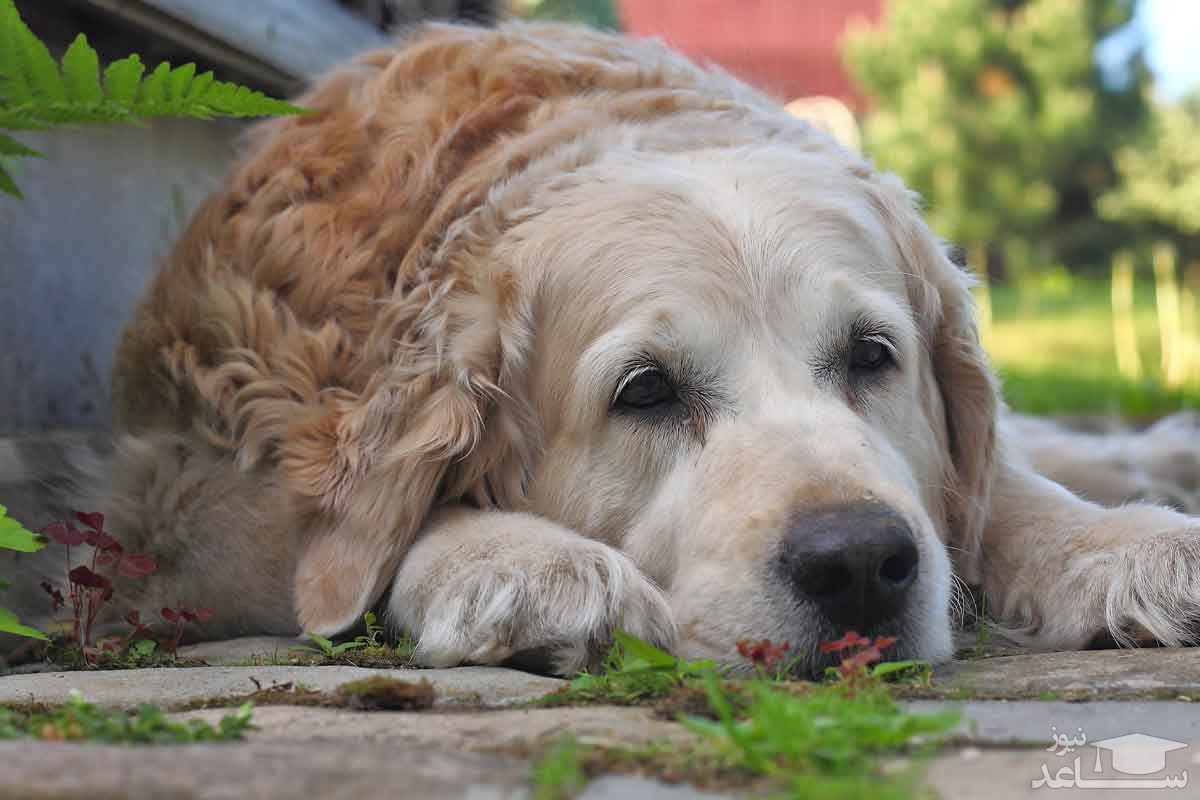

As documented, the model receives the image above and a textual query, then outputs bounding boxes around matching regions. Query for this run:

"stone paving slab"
[0,665,563,710]
[933,647,1200,697]
[0,739,531,800]
[0,739,739,800]
[923,745,1200,800]
[174,704,696,752]
[177,636,308,665]
[906,699,1200,747]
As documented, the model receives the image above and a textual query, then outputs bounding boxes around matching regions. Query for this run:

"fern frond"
[103,55,145,105]
[0,0,63,105]
[0,132,39,157]
[0,0,306,198]
[0,132,42,200]
[0,161,21,199]
[61,34,102,104]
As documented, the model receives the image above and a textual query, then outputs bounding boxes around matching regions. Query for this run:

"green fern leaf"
[166,63,195,107]
[103,55,145,105]
[0,0,23,100]
[61,34,102,104]
[0,132,39,158]
[0,162,21,199]
[0,0,64,103]
[185,71,215,104]
[138,61,170,107]
[0,0,304,199]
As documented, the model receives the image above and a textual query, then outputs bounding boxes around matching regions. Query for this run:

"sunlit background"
[512,0,1200,419]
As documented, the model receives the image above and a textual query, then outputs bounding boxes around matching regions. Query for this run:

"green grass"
[982,277,1200,416]
[532,737,589,800]
[289,612,416,668]
[0,691,253,744]
[538,630,715,706]
[532,633,959,799]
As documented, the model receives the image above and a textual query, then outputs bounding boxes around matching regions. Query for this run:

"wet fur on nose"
[778,503,920,633]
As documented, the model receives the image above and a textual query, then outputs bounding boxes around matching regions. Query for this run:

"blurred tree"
[512,0,620,29]
[843,0,1150,279]
[1100,91,1200,266]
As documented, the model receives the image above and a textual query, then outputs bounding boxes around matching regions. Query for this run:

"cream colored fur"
[4,22,1200,673]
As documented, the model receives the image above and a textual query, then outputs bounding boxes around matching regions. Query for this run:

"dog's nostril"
[878,542,918,587]
[804,563,853,597]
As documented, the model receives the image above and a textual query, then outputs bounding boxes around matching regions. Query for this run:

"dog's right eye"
[614,367,676,410]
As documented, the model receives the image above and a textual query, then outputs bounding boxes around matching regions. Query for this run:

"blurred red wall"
[617,0,881,110]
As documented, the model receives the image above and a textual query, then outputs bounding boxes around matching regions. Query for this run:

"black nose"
[779,504,919,632]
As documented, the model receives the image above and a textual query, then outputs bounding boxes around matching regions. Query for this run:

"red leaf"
[180,609,197,622]
[819,631,865,654]
[161,608,179,623]
[849,645,884,668]
[736,638,790,669]
[125,610,141,626]
[84,531,122,552]
[873,635,898,652]
[75,512,105,532]
[194,608,215,623]
[96,552,118,568]
[68,565,111,590]
[118,553,157,579]
[43,522,85,547]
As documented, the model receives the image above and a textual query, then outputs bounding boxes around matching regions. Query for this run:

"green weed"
[0,691,253,744]
[532,736,589,800]
[535,632,958,799]
[539,630,715,706]
[292,612,416,667]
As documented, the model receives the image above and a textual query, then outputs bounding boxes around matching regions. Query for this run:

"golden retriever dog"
[5,22,1200,674]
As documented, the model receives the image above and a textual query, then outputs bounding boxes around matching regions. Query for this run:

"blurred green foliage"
[843,0,1150,278]
[515,0,621,30]
[1100,91,1200,265]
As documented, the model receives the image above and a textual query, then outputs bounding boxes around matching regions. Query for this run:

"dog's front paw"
[1022,527,1200,650]
[388,522,677,675]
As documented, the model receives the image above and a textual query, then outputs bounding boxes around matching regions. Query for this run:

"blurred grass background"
[981,270,1200,416]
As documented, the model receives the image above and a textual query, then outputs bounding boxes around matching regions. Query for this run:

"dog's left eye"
[849,338,893,371]
[615,367,676,410]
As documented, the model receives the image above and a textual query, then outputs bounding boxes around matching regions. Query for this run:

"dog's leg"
[387,506,677,675]
[980,456,1200,649]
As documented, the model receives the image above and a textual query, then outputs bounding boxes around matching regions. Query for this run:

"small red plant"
[123,610,154,643]
[160,606,215,654]
[736,638,792,673]
[818,631,899,689]
[40,512,160,665]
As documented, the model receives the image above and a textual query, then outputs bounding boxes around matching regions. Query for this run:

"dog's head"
[479,143,997,672]
[228,24,997,671]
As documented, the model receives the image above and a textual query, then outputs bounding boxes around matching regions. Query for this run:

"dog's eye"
[615,367,676,410]
[849,338,892,371]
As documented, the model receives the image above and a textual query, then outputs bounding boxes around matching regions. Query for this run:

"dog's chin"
[674,590,955,680]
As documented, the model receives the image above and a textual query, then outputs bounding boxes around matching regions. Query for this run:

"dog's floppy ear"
[282,276,534,634]
[868,171,999,584]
